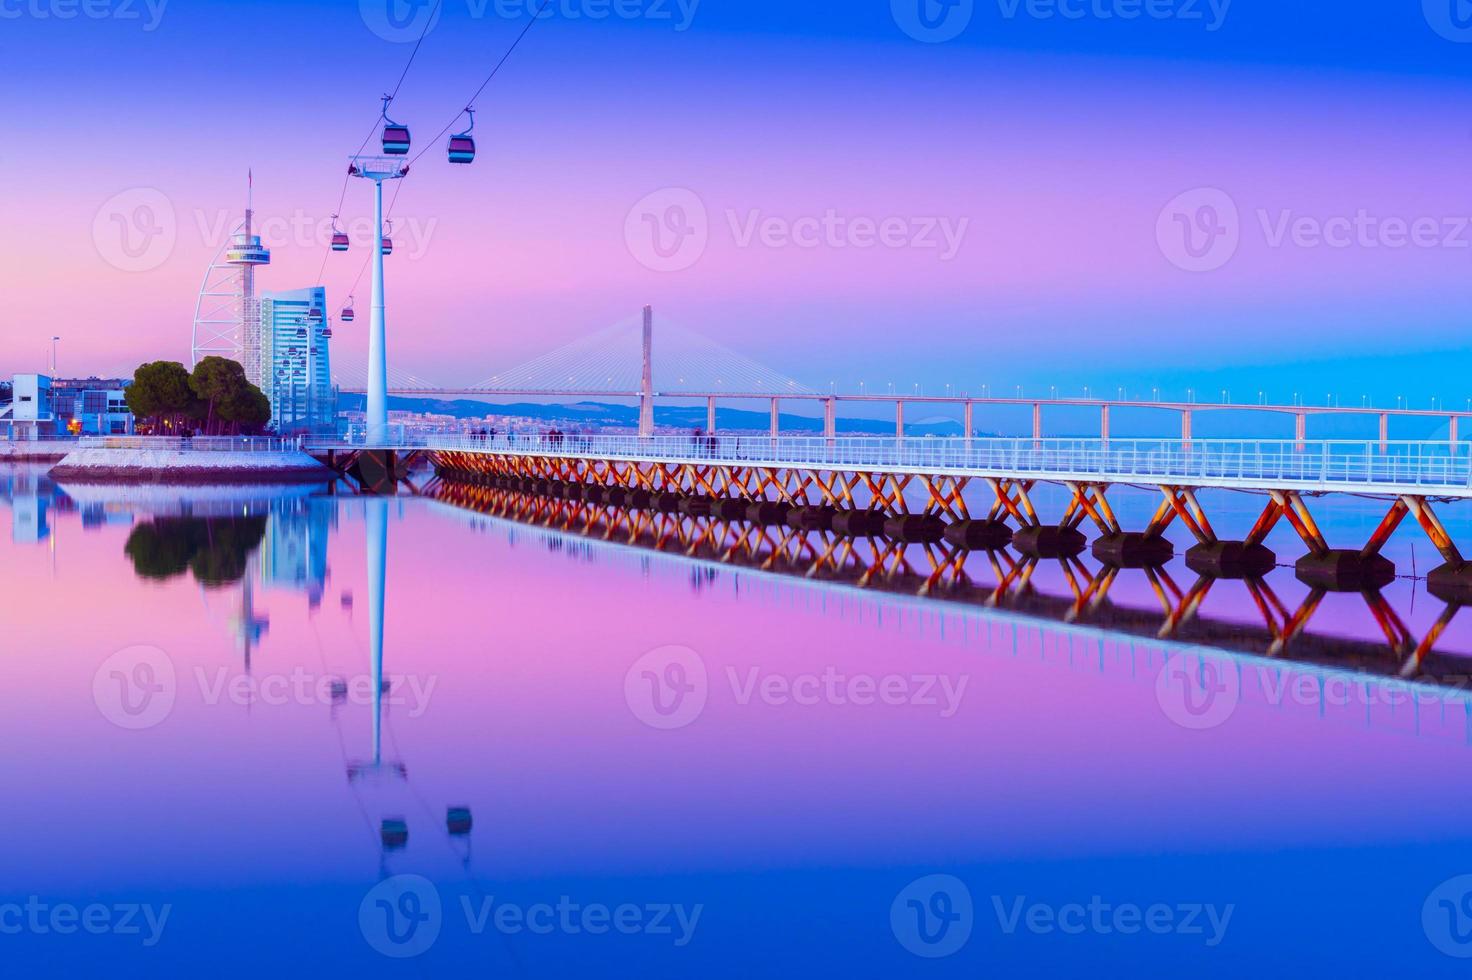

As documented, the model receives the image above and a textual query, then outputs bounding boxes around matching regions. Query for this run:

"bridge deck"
[311,435,1472,498]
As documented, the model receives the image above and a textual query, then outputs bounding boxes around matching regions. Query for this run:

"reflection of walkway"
[431,480,1472,692]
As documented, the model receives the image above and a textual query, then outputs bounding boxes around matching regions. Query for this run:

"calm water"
[6,463,1472,976]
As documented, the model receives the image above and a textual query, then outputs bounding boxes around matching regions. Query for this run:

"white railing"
[308,434,1472,493]
[79,436,306,453]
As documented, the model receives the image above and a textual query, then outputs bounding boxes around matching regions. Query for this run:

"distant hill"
[337,395,969,437]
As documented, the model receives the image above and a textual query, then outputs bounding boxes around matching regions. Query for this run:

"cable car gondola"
[331,215,350,252]
[448,108,476,164]
[341,297,355,323]
[380,95,410,155]
[309,307,324,324]
[381,221,394,256]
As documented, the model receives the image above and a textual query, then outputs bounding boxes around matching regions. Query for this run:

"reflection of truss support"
[430,452,1472,574]
[429,477,1472,671]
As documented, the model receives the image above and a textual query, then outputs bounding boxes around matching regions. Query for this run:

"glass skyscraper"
[258,287,334,434]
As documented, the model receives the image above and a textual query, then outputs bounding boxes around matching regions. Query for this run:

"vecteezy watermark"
[359,0,699,42]
[1155,653,1239,730]
[462,895,702,946]
[891,875,974,958]
[1424,0,1472,43]
[92,187,177,273]
[359,875,703,958]
[624,645,709,729]
[727,666,969,717]
[93,645,177,730]
[991,895,1234,946]
[361,875,442,958]
[994,0,1231,30]
[624,188,709,273]
[1157,186,1472,273]
[1155,187,1240,273]
[0,898,171,947]
[1156,654,1472,732]
[624,647,972,729]
[1424,874,1472,957]
[624,188,970,272]
[194,666,438,716]
[0,0,169,31]
[192,209,439,261]
[892,0,975,42]
[93,646,439,730]
[891,0,1230,42]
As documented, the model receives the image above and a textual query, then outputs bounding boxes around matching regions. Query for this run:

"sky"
[3,0,1472,408]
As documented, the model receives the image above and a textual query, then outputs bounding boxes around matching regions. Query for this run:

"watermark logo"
[625,645,708,729]
[93,645,177,730]
[1156,187,1239,272]
[727,666,969,716]
[1155,654,1238,730]
[0,0,169,31]
[891,874,974,958]
[462,896,703,944]
[1424,875,1472,957]
[1425,0,1472,43]
[93,187,176,273]
[728,210,969,260]
[996,0,1230,31]
[360,0,441,42]
[468,0,701,30]
[360,875,443,958]
[625,188,709,272]
[0,898,171,946]
[892,0,974,42]
[992,895,1234,945]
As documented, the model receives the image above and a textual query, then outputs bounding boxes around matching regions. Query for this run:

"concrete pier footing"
[1295,550,1395,591]
[943,520,1014,550]
[746,501,793,525]
[831,510,889,537]
[1012,525,1087,559]
[1427,562,1472,603]
[787,506,838,531]
[1092,533,1174,568]
[1185,541,1277,578]
[883,515,946,543]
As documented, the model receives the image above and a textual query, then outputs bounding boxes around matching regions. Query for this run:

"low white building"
[1,374,55,440]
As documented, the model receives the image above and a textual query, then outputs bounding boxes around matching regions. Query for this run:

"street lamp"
[50,336,60,375]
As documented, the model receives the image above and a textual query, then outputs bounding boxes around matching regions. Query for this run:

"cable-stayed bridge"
[333,306,1472,447]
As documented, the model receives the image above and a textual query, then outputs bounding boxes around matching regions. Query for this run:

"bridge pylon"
[639,305,655,438]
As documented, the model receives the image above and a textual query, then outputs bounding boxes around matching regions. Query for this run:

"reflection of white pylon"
[348,499,405,782]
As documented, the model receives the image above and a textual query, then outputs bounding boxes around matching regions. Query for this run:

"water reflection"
[124,516,269,587]
[428,480,1472,692]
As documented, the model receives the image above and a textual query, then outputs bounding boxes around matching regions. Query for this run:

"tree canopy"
[124,361,198,433]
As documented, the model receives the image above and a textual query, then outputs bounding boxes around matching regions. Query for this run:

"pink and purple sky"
[3,1,1472,404]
